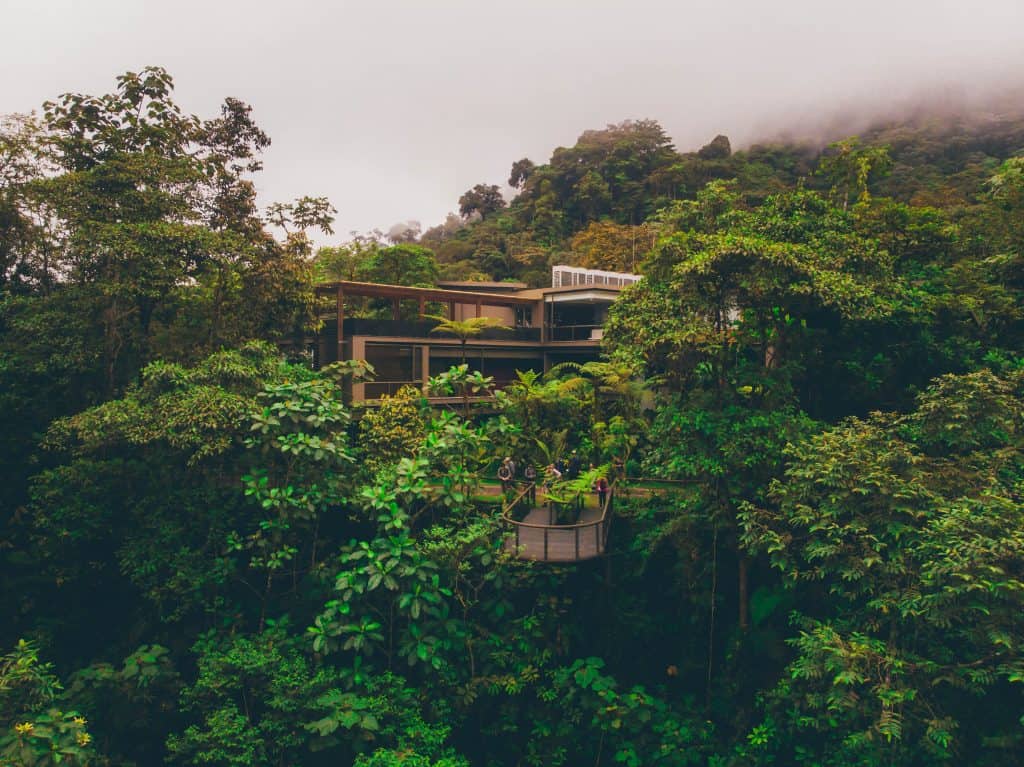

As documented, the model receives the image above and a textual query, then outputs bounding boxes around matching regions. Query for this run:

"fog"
[3,0,1023,240]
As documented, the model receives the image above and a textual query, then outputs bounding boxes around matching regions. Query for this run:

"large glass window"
[428,347,542,388]
[515,306,533,327]
[364,344,422,398]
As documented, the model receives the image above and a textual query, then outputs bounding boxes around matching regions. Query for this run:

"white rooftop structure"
[551,265,642,289]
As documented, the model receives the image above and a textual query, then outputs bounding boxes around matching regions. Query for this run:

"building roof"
[316,278,627,306]
[436,280,528,291]
[512,284,625,300]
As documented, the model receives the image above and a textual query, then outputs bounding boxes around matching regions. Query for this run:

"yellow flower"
[73,716,87,726]
[76,732,92,746]
[14,722,34,735]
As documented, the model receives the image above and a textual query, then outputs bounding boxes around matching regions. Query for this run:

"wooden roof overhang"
[316,281,536,307]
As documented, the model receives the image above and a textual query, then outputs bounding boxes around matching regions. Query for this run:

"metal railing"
[500,481,615,562]
[342,318,541,342]
[363,380,423,399]
[546,324,602,342]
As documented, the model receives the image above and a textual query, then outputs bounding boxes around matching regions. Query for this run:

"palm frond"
[545,361,582,381]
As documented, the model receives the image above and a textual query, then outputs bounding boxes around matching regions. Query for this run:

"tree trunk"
[738,554,750,632]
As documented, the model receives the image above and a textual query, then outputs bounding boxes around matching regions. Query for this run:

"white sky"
[3,0,1024,242]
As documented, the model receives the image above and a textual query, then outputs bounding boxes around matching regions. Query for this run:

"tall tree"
[458,183,506,220]
[508,158,535,189]
[606,188,895,633]
[742,370,1024,765]
[359,244,438,287]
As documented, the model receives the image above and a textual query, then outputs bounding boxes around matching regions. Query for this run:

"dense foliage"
[2,69,1023,766]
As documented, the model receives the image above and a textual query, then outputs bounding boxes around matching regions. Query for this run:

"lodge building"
[313,266,640,402]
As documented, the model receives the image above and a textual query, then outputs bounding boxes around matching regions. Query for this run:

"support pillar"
[351,337,367,402]
[448,301,456,320]
[392,297,401,321]
[336,287,345,363]
[475,300,482,318]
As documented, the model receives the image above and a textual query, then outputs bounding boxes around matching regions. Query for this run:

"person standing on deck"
[523,463,537,504]
[595,474,609,508]
[497,459,513,493]
[545,462,561,492]
[567,450,581,480]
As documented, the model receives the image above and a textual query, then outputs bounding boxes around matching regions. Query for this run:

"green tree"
[359,244,439,287]
[817,137,892,210]
[569,220,653,273]
[508,158,535,189]
[458,184,506,220]
[358,385,428,478]
[742,370,1024,765]
[606,188,894,634]
[697,134,732,160]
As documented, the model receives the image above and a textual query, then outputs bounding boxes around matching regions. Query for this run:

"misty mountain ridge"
[370,91,1024,287]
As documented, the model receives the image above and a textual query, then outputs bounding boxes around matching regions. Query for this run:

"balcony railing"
[545,324,603,342]
[341,318,540,342]
[360,381,505,406]
[363,380,422,399]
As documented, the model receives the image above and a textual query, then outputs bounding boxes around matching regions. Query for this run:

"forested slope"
[1,69,1023,766]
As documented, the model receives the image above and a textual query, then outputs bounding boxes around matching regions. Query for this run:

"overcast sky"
[3,0,1024,241]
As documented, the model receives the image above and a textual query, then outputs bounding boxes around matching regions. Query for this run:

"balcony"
[342,318,540,342]
[545,324,603,342]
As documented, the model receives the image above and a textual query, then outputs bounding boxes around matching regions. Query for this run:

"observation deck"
[501,483,613,562]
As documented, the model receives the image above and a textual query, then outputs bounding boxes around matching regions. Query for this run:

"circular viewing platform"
[501,483,613,562]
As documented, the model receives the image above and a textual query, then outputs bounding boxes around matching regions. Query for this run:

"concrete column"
[420,345,430,391]
[351,337,367,402]
[336,287,345,363]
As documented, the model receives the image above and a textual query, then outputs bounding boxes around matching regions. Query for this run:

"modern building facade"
[313,267,638,402]
[551,265,642,289]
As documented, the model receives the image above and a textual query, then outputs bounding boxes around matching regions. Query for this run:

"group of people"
[497,449,612,508]
[497,456,537,503]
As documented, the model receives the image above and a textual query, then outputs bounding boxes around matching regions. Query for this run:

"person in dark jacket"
[523,464,537,504]
[594,474,609,508]
[497,460,513,493]
[567,450,582,480]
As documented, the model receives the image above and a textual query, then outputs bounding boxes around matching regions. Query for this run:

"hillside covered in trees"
[1,68,1024,767]
[318,104,1024,291]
